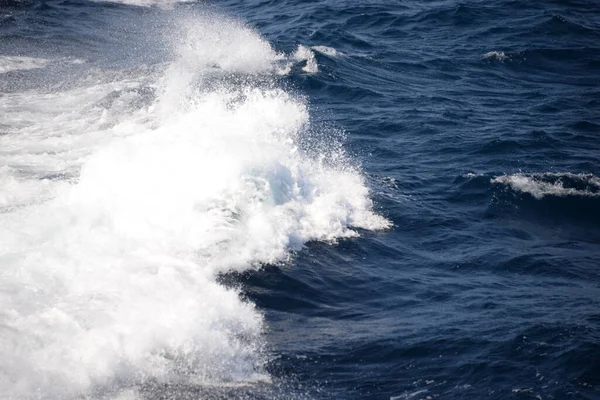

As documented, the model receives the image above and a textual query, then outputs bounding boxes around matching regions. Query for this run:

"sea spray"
[0,10,389,399]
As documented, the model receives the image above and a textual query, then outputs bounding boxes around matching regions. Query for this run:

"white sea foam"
[293,45,319,74]
[483,51,509,61]
[0,57,87,75]
[172,17,285,75]
[0,56,49,74]
[290,45,342,74]
[0,11,389,400]
[491,173,600,199]
[312,45,343,58]
[0,71,153,182]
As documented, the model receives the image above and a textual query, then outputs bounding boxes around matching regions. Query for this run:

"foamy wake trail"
[0,12,389,400]
[492,173,600,199]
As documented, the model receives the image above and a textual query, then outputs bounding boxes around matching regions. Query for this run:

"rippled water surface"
[1,0,599,399]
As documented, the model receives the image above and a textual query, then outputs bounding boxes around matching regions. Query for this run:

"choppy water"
[1,1,599,399]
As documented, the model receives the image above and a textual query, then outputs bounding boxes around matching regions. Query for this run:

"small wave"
[537,14,600,37]
[482,51,509,62]
[0,56,49,74]
[293,45,319,74]
[311,45,343,58]
[491,173,600,199]
[289,44,342,74]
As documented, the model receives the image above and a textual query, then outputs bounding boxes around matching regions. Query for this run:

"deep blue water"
[1,1,599,399]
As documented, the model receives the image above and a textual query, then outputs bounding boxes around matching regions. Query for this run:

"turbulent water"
[1,0,599,399]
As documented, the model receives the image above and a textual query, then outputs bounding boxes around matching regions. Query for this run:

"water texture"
[0,0,599,399]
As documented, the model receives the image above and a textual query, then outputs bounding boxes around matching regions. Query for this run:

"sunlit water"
[1,1,599,399]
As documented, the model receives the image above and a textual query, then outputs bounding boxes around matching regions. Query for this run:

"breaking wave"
[0,11,389,400]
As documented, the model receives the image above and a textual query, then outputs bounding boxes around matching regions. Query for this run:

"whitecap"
[311,45,343,58]
[293,45,319,74]
[491,172,600,199]
[483,51,509,62]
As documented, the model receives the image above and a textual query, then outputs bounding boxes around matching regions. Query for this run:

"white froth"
[312,45,343,58]
[157,16,290,116]
[175,17,285,74]
[492,173,600,199]
[483,51,509,61]
[0,56,49,74]
[0,12,389,400]
[293,45,319,74]
[0,73,153,183]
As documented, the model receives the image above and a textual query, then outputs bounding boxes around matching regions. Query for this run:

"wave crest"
[491,173,600,199]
